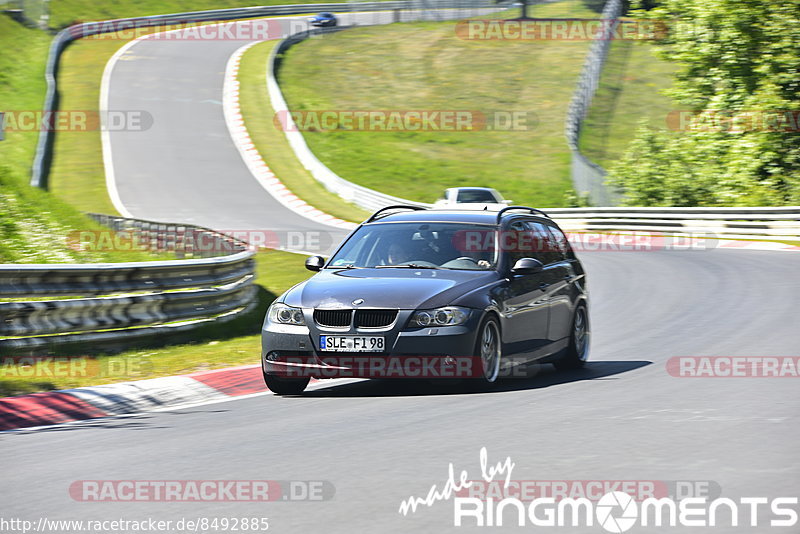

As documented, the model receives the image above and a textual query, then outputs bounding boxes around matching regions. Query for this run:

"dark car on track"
[308,12,337,27]
[261,205,589,394]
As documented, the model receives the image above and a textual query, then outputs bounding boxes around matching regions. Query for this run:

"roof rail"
[496,206,550,223]
[365,205,428,223]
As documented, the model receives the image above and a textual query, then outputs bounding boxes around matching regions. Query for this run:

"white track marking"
[222,41,357,230]
[100,18,355,230]
[100,38,141,218]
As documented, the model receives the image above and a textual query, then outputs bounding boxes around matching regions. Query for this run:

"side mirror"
[305,255,325,272]
[511,257,543,275]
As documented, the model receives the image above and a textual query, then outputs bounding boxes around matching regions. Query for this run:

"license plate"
[320,335,385,352]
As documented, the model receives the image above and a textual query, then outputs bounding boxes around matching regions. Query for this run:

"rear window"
[456,189,497,204]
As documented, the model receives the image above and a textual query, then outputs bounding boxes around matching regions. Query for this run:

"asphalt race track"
[103,16,358,252]
[3,12,799,534]
[4,247,798,532]
[102,10,496,253]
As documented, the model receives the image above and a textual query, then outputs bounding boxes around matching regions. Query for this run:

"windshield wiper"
[374,264,440,269]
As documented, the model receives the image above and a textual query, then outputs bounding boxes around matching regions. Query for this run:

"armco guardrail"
[546,207,800,240]
[564,0,623,206]
[30,0,500,189]
[0,215,257,352]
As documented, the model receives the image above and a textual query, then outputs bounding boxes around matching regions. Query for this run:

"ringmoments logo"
[398,448,799,530]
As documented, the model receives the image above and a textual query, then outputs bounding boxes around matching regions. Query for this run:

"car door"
[537,222,574,343]
[500,220,550,360]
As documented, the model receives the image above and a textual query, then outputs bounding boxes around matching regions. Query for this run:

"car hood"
[283,268,499,310]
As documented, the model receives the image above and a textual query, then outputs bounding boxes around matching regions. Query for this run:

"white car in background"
[433,187,512,210]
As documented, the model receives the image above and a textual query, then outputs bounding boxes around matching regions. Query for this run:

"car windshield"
[327,222,497,270]
[456,189,498,203]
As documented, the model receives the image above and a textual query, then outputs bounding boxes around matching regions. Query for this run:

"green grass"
[276,0,597,208]
[578,37,678,169]
[49,0,363,29]
[238,40,371,223]
[0,16,164,264]
[0,166,166,263]
[0,15,51,181]
[0,247,313,396]
[49,38,125,213]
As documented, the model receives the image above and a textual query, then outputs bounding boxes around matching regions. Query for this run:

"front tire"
[263,373,309,395]
[475,316,502,383]
[554,304,589,370]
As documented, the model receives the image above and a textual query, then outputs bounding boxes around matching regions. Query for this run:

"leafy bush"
[607,0,800,206]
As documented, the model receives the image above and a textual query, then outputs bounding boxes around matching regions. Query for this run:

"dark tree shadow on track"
[300,360,652,398]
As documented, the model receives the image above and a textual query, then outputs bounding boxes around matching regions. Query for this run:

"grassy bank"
[0,15,51,181]
[0,166,162,263]
[578,38,677,169]
[49,38,125,213]
[0,16,160,263]
[276,0,597,207]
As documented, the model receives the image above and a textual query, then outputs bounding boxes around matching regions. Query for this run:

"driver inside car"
[386,241,414,265]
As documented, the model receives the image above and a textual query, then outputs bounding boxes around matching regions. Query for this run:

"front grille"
[314,309,352,327]
[354,309,398,328]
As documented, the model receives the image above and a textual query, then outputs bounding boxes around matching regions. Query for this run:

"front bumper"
[262,309,483,379]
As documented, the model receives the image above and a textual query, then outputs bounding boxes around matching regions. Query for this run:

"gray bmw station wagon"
[261,206,589,394]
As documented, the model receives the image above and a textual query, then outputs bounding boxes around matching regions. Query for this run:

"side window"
[527,222,561,265]
[545,224,571,260]
[503,221,532,267]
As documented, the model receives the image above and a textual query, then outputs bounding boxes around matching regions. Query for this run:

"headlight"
[269,303,305,325]
[411,307,470,327]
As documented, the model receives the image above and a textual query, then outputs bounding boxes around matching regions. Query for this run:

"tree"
[607,0,800,206]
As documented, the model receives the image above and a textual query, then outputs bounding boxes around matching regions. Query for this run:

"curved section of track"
[102,17,370,251]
